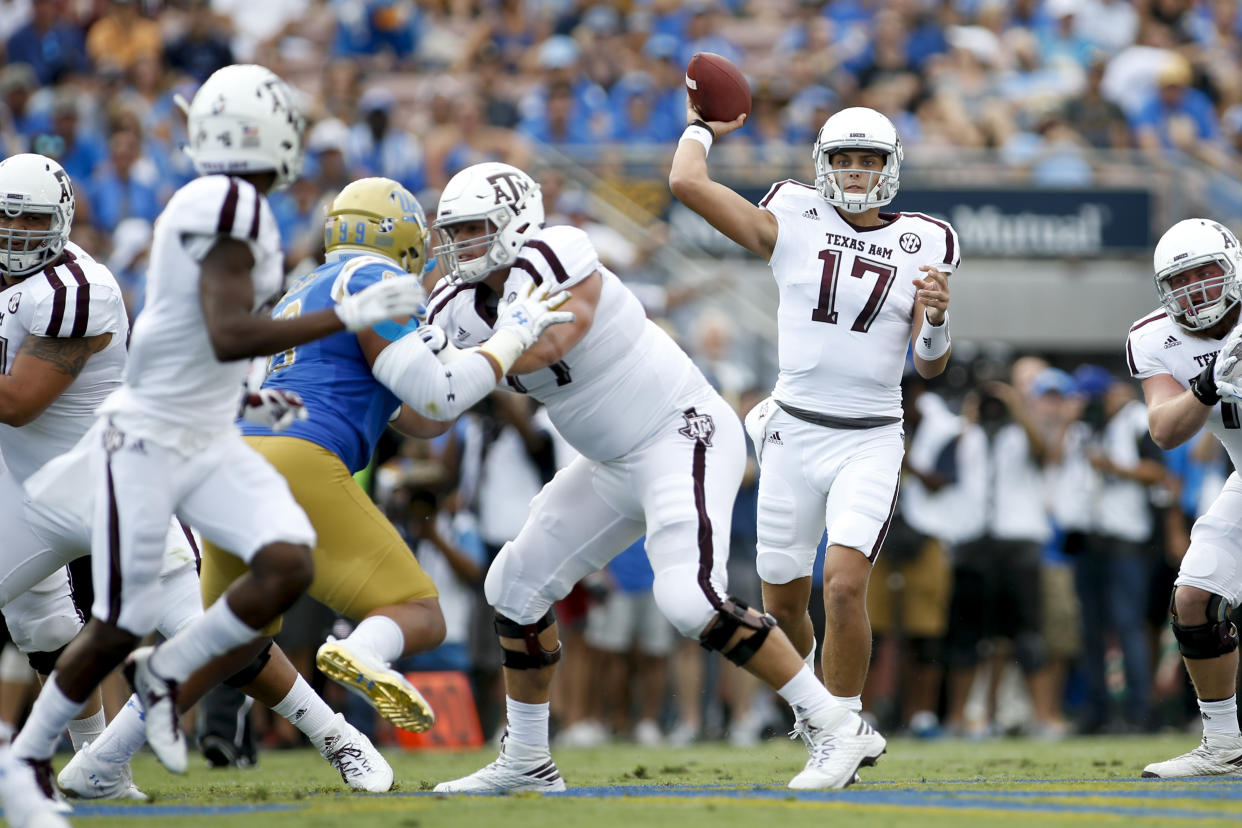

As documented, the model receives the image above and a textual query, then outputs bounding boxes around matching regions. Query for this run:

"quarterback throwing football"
[670,101,959,780]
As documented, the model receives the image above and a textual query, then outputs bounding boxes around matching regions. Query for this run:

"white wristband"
[478,327,527,375]
[914,310,950,361]
[680,124,713,156]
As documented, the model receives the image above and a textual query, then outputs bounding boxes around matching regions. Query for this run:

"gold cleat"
[315,638,436,732]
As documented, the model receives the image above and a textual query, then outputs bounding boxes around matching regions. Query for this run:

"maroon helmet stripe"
[218,178,240,235]
[65,259,90,337]
[512,257,544,285]
[105,453,124,625]
[688,408,725,610]
[44,270,67,337]
[525,240,570,284]
[868,479,902,562]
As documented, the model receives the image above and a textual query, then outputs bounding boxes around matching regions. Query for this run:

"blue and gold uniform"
[200,181,437,630]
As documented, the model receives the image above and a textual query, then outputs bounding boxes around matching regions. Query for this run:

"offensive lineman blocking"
[1126,218,1242,777]
[428,161,863,793]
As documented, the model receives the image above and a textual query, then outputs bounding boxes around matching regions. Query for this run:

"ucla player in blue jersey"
[198,176,573,736]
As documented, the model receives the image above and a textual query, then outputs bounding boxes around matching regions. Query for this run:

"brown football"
[685,52,751,123]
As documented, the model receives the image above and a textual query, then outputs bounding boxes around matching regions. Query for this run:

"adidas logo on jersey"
[802,208,820,220]
[457,326,470,340]
[766,431,783,446]
[1163,335,1181,349]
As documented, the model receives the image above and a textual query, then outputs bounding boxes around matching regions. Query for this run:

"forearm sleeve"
[372,333,499,421]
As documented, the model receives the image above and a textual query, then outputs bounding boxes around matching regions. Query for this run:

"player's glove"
[479,281,575,374]
[1214,324,1242,403]
[240,388,308,431]
[495,281,575,348]
[334,277,426,331]
[416,324,447,354]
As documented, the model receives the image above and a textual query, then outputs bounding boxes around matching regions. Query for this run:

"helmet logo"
[487,171,531,205]
[379,217,394,232]
[1211,221,1236,249]
[210,94,227,115]
[899,233,921,254]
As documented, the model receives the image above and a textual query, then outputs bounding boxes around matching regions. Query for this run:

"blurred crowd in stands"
[1,0,1240,754]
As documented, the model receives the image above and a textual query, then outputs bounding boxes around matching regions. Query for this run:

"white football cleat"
[787,709,886,790]
[125,646,187,774]
[1142,734,1242,778]
[57,740,148,801]
[316,637,435,733]
[318,713,394,792]
[0,753,70,828]
[434,734,565,794]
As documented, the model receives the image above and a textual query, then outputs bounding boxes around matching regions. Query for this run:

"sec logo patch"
[899,233,921,254]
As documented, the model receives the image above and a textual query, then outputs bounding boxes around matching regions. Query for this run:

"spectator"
[1132,54,1231,171]
[346,87,426,196]
[163,0,235,82]
[0,63,50,151]
[86,0,163,74]
[86,125,162,234]
[5,0,88,85]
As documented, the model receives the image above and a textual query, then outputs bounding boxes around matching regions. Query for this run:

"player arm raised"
[0,332,112,426]
[1142,371,1214,449]
[199,239,422,361]
[911,264,952,378]
[668,104,778,261]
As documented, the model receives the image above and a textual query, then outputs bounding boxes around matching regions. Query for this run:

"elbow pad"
[372,333,499,421]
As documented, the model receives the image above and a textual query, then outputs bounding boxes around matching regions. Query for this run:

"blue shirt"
[242,253,408,473]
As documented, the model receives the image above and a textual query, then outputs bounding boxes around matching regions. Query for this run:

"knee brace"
[698,597,777,667]
[26,645,66,676]
[1172,592,1239,660]
[494,609,561,670]
[223,641,273,688]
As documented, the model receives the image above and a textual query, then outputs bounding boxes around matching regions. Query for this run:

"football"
[685,52,751,124]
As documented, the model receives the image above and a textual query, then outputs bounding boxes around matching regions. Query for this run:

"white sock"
[91,694,147,765]
[151,599,259,682]
[342,615,405,664]
[67,708,106,752]
[828,692,862,713]
[12,674,85,760]
[504,698,550,752]
[777,665,835,724]
[272,675,339,749]
[1200,695,1241,739]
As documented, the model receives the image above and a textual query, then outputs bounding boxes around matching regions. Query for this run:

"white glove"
[334,277,426,332]
[743,395,776,460]
[417,324,447,354]
[1215,322,1242,402]
[240,388,308,431]
[495,281,575,348]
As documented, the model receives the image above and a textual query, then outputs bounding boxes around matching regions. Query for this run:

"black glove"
[1190,355,1220,406]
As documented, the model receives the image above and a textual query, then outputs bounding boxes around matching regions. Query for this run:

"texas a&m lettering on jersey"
[758,180,960,421]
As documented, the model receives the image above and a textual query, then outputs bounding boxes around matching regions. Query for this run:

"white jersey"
[426,225,711,462]
[1127,308,1242,468]
[100,175,284,448]
[0,242,127,482]
[760,180,961,419]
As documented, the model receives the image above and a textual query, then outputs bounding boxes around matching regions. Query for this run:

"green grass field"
[57,734,1242,827]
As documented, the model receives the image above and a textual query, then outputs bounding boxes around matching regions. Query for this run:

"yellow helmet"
[324,177,430,274]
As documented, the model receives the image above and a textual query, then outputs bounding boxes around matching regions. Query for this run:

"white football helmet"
[0,153,75,278]
[1153,218,1242,331]
[813,107,903,213]
[180,64,305,191]
[432,162,544,284]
